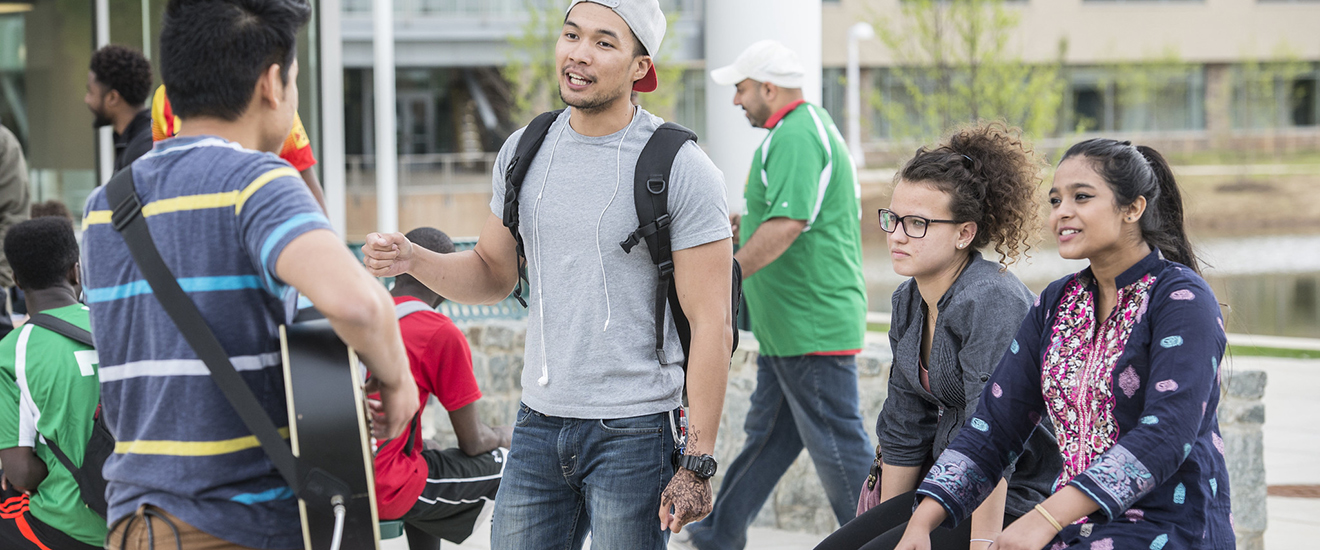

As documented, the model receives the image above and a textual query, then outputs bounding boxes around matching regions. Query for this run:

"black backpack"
[501,109,741,369]
[23,313,113,519]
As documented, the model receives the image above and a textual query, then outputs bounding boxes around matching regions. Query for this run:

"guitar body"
[280,319,381,550]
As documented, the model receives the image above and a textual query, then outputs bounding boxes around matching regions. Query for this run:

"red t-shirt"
[373,296,483,519]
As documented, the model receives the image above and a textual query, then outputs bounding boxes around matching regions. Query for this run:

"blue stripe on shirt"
[259,212,329,294]
[85,275,264,303]
[229,487,296,505]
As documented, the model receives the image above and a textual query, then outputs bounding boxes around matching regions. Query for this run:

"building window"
[822,68,846,130]
[1232,62,1319,129]
[1064,65,1205,133]
[672,69,706,138]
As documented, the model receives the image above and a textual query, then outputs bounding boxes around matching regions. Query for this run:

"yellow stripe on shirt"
[83,167,300,229]
[115,427,291,457]
[235,167,299,215]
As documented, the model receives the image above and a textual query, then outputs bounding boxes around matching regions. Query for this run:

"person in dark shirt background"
[85,45,154,173]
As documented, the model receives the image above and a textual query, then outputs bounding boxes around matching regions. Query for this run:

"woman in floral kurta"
[895,139,1233,550]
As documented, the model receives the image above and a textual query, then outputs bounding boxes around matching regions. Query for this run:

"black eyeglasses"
[878,209,959,238]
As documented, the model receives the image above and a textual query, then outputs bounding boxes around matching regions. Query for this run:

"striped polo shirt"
[81,135,331,549]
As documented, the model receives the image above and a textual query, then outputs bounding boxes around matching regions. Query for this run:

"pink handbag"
[856,445,884,515]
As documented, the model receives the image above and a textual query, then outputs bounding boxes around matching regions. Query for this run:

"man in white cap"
[361,1,734,548]
[679,40,872,550]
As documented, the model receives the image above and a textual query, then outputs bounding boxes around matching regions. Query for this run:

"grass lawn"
[1227,345,1320,360]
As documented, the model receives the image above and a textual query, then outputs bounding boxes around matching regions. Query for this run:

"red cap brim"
[633,65,658,93]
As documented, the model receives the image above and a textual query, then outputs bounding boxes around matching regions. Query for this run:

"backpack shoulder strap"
[394,300,433,320]
[104,166,314,500]
[501,109,565,308]
[25,313,94,347]
[618,122,697,364]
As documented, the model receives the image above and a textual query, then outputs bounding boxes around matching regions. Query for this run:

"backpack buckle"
[658,259,674,277]
[110,193,142,232]
[654,213,671,230]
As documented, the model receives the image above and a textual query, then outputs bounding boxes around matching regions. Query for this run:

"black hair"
[897,121,1044,268]
[30,200,73,221]
[394,227,455,289]
[90,45,153,107]
[1060,139,1200,274]
[4,217,79,291]
[160,0,311,121]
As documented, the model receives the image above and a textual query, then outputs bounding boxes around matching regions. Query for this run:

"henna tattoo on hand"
[662,468,713,527]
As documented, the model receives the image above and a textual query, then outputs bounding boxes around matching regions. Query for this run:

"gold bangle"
[1034,503,1063,533]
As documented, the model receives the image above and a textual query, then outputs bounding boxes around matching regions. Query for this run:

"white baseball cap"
[711,40,805,89]
[566,0,667,92]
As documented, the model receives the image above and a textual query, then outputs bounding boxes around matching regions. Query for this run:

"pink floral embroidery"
[1042,274,1156,488]
[1126,508,1145,522]
[1136,294,1149,324]
[1035,294,1042,307]
[1213,432,1225,455]
[1119,366,1140,398]
[1155,379,1179,392]
[992,383,1003,398]
[1091,538,1114,550]
[1170,289,1196,301]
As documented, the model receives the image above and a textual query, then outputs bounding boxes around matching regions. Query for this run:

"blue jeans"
[491,403,676,550]
[687,354,872,550]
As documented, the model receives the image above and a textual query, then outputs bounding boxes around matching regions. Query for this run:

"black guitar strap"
[104,167,346,509]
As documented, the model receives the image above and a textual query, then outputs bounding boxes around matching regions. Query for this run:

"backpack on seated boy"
[23,313,113,519]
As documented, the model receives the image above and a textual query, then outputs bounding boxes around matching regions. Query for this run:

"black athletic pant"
[814,491,1019,550]
[399,446,505,545]
[0,476,101,550]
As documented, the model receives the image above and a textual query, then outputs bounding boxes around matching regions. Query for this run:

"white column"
[96,0,113,184]
[704,0,822,214]
[320,0,347,237]
[373,0,398,234]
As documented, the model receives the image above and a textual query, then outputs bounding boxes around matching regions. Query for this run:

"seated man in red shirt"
[372,226,512,549]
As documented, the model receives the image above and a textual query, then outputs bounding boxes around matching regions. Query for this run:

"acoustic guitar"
[280,318,381,550]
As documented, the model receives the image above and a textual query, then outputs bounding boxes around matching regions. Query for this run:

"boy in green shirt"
[0,217,104,550]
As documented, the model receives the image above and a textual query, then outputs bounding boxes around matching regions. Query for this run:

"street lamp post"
[847,21,874,168]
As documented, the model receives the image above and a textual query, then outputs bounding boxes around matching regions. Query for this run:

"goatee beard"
[559,87,621,115]
[92,113,112,129]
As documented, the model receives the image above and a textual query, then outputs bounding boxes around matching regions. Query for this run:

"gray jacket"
[875,252,1061,518]
[0,124,29,288]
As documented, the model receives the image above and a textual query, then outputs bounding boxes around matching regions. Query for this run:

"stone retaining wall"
[422,320,1266,549]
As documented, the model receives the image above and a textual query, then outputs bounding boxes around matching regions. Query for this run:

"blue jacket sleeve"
[1067,274,1226,520]
[917,287,1053,528]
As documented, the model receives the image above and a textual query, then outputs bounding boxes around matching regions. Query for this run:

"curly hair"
[895,121,1044,268]
[90,45,153,107]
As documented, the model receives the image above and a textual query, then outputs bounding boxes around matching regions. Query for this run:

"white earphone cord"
[596,106,640,332]
[531,122,569,386]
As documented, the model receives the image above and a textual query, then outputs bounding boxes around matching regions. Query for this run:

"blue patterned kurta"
[916,251,1234,550]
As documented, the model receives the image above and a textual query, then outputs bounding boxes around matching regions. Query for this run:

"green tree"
[502,1,685,125]
[869,0,1067,143]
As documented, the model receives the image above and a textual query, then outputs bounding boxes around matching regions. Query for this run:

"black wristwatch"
[676,454,718,479]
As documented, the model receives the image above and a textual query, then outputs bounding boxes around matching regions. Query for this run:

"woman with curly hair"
[816,122,1062,550]
[893,139,1232,550]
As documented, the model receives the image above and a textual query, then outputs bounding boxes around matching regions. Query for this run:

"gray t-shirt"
[489,108,731,419]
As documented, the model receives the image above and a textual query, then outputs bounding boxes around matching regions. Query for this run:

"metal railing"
[342,0,694,16]
[345,152,499,189]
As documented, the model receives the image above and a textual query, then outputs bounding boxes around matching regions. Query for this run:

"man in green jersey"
[681,40,871,550]
[0,217,104,550]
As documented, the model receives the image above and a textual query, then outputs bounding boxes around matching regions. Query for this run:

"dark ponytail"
[1061,139,1200,274]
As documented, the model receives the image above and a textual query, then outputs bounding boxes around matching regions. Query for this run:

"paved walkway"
[385,354,1319,549]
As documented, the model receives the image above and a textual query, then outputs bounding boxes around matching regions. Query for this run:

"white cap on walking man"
[711,39,805,89]
[566,0,667,92]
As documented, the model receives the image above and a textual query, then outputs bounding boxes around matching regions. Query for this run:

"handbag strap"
[104,166,307,496]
